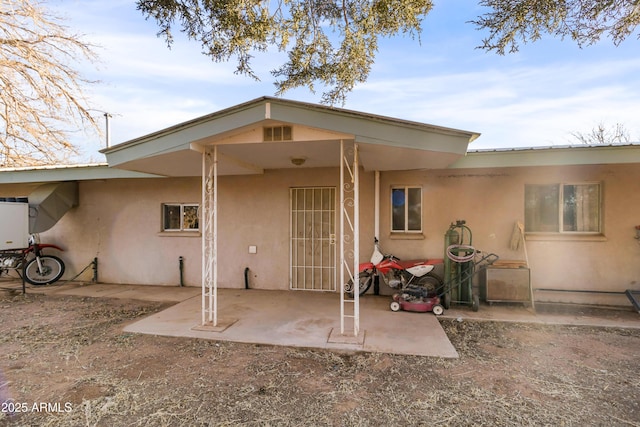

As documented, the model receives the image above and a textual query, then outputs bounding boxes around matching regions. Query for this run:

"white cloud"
[48,0,640,162]
[346,55,640,147]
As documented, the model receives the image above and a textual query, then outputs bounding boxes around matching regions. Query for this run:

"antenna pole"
[104,113,112,148]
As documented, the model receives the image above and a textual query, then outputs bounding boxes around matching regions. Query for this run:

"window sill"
[389,233,425,240]
[158,231,201,237]
[525,233,607,242]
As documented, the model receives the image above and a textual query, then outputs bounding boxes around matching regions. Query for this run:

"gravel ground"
[1,291,639,426]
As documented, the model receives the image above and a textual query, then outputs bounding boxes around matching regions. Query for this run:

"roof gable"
[101,97,480,176]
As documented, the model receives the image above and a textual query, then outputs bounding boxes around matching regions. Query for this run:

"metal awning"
[102,97,479,177]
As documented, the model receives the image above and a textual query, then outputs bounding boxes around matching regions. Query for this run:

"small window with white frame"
[391,186,422,233]
[525,182,601,234]
[162,203,199,232]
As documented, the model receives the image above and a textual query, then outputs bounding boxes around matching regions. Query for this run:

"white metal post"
[339,140,360,336]
[340,142,345,334]
[201,148,206,325]
[353,143,360,336]
[201,145,218,326]
[213,145,218,326]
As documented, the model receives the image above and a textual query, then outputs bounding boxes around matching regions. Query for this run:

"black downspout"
[179,256,184,287]
[244,267,250,289]
[92,257,98,283]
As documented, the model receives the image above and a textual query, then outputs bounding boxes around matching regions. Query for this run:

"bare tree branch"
[0,0,100,167]
[571,122,632,145]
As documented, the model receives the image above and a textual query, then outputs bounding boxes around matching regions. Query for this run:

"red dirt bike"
[345,238,443,300]
[0,235,65,285]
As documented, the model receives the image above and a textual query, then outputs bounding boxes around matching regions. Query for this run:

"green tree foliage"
[138,1,639,104]
[137,0,433,105]
[472,0,640,54]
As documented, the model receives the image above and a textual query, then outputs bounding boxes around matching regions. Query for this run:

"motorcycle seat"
[397,258,443,269]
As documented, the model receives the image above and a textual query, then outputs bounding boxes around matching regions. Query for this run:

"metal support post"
[202,145,218,326]
[339,140,360,336]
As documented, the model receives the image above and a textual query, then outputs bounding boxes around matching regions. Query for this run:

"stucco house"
[1,97,639,328]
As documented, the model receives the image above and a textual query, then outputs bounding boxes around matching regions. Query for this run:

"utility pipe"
[374,170,380,295]
[374,171,380,240]
[179,256,184,287]
[92,257,98,283]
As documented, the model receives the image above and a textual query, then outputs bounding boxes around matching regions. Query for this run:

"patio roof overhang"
[102,97,480,176]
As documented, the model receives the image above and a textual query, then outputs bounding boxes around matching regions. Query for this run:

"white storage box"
[0,202,29,250]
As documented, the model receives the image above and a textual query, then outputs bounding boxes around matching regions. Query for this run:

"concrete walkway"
[3,281,638,358]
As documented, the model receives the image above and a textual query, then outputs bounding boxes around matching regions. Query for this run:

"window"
[162,204,199,232]
[391,186,422,232]
[525,183,601,233]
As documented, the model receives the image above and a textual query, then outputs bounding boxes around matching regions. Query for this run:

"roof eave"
[449,144,640,169]
[0,164,163,184]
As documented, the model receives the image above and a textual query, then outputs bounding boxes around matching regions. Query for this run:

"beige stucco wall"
[31,168,375,291]
[3,161,639,307]
[377,163,640,306]
[39,177,203,286]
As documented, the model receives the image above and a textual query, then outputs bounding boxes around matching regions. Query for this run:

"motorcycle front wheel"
[344,271,373,297]
[24,256,65,286]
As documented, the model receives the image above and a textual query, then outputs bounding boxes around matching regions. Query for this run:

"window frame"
[525,182,602,235]
[390,185,423,234]
[161,203,200,233]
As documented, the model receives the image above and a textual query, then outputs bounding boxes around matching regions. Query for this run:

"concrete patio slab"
[5,281,637,359]
[124,289,459,358]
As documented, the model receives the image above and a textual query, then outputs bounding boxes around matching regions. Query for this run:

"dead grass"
[1,292,639,426]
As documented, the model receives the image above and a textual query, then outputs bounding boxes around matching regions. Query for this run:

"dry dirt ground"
[1,291,639,427]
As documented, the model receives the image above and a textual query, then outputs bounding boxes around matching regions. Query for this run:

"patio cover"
[101,97,479,336]
[102,97,479,176]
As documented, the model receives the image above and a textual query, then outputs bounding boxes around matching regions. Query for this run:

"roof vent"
[263,125,292,142]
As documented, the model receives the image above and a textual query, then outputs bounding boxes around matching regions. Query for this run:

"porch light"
[291,157,306,166]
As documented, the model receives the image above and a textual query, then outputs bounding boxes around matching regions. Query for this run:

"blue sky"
[49,0,640,162]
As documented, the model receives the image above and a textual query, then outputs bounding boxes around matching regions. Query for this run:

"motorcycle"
[345,238,443,299]
[0,234,65,285]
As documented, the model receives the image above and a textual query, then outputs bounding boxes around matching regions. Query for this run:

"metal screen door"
[290,187,336,291]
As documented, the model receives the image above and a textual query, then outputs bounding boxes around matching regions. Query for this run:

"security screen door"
[290,187,336,291]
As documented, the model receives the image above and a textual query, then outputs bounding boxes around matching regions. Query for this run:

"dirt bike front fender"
[24,243,65,254]
[358,262,375,273]
[37,243,64,251]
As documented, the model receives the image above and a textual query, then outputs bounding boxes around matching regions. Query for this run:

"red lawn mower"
[390,292,445,315]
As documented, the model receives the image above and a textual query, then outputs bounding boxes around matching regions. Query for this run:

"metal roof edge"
[265,97,480,140]
[101,96,272,154]
[101,96,480,156]
[450,143,640,169]
[0,163,164,184]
